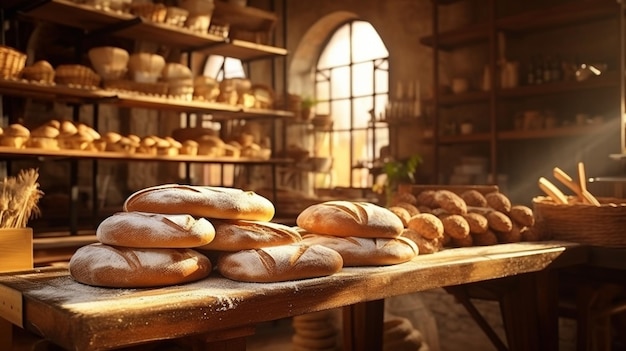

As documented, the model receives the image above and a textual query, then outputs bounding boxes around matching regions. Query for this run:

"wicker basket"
[532,195,626,247]
[0,45,27,79]
[104,79,168,96]
[130,3,167,23]
[55,64,101,88]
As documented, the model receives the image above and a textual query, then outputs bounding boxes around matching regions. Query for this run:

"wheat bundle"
[0,168,43,228]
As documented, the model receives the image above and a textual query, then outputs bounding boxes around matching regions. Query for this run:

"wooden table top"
[0,241,587,351]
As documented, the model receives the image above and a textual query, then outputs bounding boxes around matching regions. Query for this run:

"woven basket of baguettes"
[533,196,626,247]
[0,45,27,79]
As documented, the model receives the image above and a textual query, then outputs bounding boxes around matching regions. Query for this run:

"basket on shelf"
[532,195,626,247]
[54,64,101,88]
[130,3,167,23]
[0,45,27,79]
[104,79,169,96]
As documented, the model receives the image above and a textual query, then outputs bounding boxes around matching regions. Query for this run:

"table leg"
[500,270,558,351]
[181,326,255,351]
[342,299,384,351]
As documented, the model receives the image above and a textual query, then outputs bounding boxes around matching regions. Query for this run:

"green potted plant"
[300,96,317,121]
[380,153,422,206]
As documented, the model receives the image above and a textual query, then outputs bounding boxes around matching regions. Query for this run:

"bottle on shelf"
[534,56,544,85]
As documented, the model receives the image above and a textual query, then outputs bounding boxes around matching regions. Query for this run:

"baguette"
[123,184,275,221]
[301,233,418,266]
[198,219,301,251]
[296,201,403,238]
[69,243,212,288]
[97,211,216,248]
[217,243,343,282]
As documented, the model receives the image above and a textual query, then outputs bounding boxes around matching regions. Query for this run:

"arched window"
[314,20,389,188]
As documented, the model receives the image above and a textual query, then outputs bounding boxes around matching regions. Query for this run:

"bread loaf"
[301,233,418,266]
[69,243,212,288]
[96,211,216,248]
[123,184,275,221]
[198,219,301,251]
[296,201,403,238]
[217,243,343,282]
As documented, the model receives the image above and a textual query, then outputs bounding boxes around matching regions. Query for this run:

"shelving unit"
[0,0,294,236]
[422,0,622,202]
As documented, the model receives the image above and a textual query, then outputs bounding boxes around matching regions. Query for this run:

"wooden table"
[0,241,587,351]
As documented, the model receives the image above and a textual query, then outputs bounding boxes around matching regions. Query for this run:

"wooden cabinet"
[0,0,293,235]
[422,0,622,203]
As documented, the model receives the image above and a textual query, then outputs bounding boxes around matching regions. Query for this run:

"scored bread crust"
[296,201,403,238]
[198,219,302,251]
[123,184,275,221]
[301,233,418,266]
[96,211,216,248]
[69,243,212,288]
[217,243,343,283]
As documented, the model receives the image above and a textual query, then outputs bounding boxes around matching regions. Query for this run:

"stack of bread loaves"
[297,201,419,267]
[69,184,344,286]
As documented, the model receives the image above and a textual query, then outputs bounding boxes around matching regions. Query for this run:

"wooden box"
[0,227,33,273]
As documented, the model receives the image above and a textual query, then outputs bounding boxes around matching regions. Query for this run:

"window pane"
[352,61,374,97]
[333,130,351,187]
[318,24,350,69]
[374,62,389,94]
[351,129,369,187]
[352,97,373,129]
[331,99,351,130]
[373,94,389,121]
[352,21,389,62]
[330,66,351,100]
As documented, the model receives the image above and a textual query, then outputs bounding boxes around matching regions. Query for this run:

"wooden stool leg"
[342,300,384,351]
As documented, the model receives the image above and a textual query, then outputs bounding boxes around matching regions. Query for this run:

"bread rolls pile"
[297,201,419,266]
[388,189,542,255]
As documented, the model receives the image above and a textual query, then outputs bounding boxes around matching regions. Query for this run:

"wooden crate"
[0,228,33,273]
[0,227,33,349]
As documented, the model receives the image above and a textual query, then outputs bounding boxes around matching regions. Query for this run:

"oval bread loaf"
[198,219,301,251]
[301,233,418,266]
[217,243,343,282]
[296,201,403,238]
[123,184,275,221]
[69,243,212,288]
[96,211,216,248]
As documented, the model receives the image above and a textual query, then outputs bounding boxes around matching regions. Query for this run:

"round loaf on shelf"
[97,211,216,248]
[69,243,212,288]
[217,243,343,283]
[296,201,404,238]
[300,233,418,266]
[123,184,275,221]
[198,219,301,251]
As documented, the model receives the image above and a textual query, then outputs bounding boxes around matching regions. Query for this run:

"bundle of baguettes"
[69,184,344,286]
[297,200,419,267]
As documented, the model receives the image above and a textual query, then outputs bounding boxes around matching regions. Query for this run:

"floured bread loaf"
[297,201,403,238]
[69,243,211,288]
[96,211,216,248]
[217,243,343,283]
[301,233,418,266]
[123,184,275,221]
[198,219,301,251]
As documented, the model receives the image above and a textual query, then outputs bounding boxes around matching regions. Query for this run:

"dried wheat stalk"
[0,168,43,229]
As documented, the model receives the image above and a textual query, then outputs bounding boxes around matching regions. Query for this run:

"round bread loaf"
[198,219,301,251]
[96,211,216,248]
[301,233,418,266]
[69,243,212,288]
[123,184,275,221]
[296,201,403,238]
[217,243,343,283]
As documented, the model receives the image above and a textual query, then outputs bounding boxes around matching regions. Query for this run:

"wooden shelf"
[497,0,618,33]
[421,0,618,50]
[437,90,491,106]
[13,0,286,61]
[212,1,277,33]
[439,132,491,144]
[420,23,489,50]
[0,146,294,165]
[498,123,608,140]
[497,73,619,99]
[0,78,295,118]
